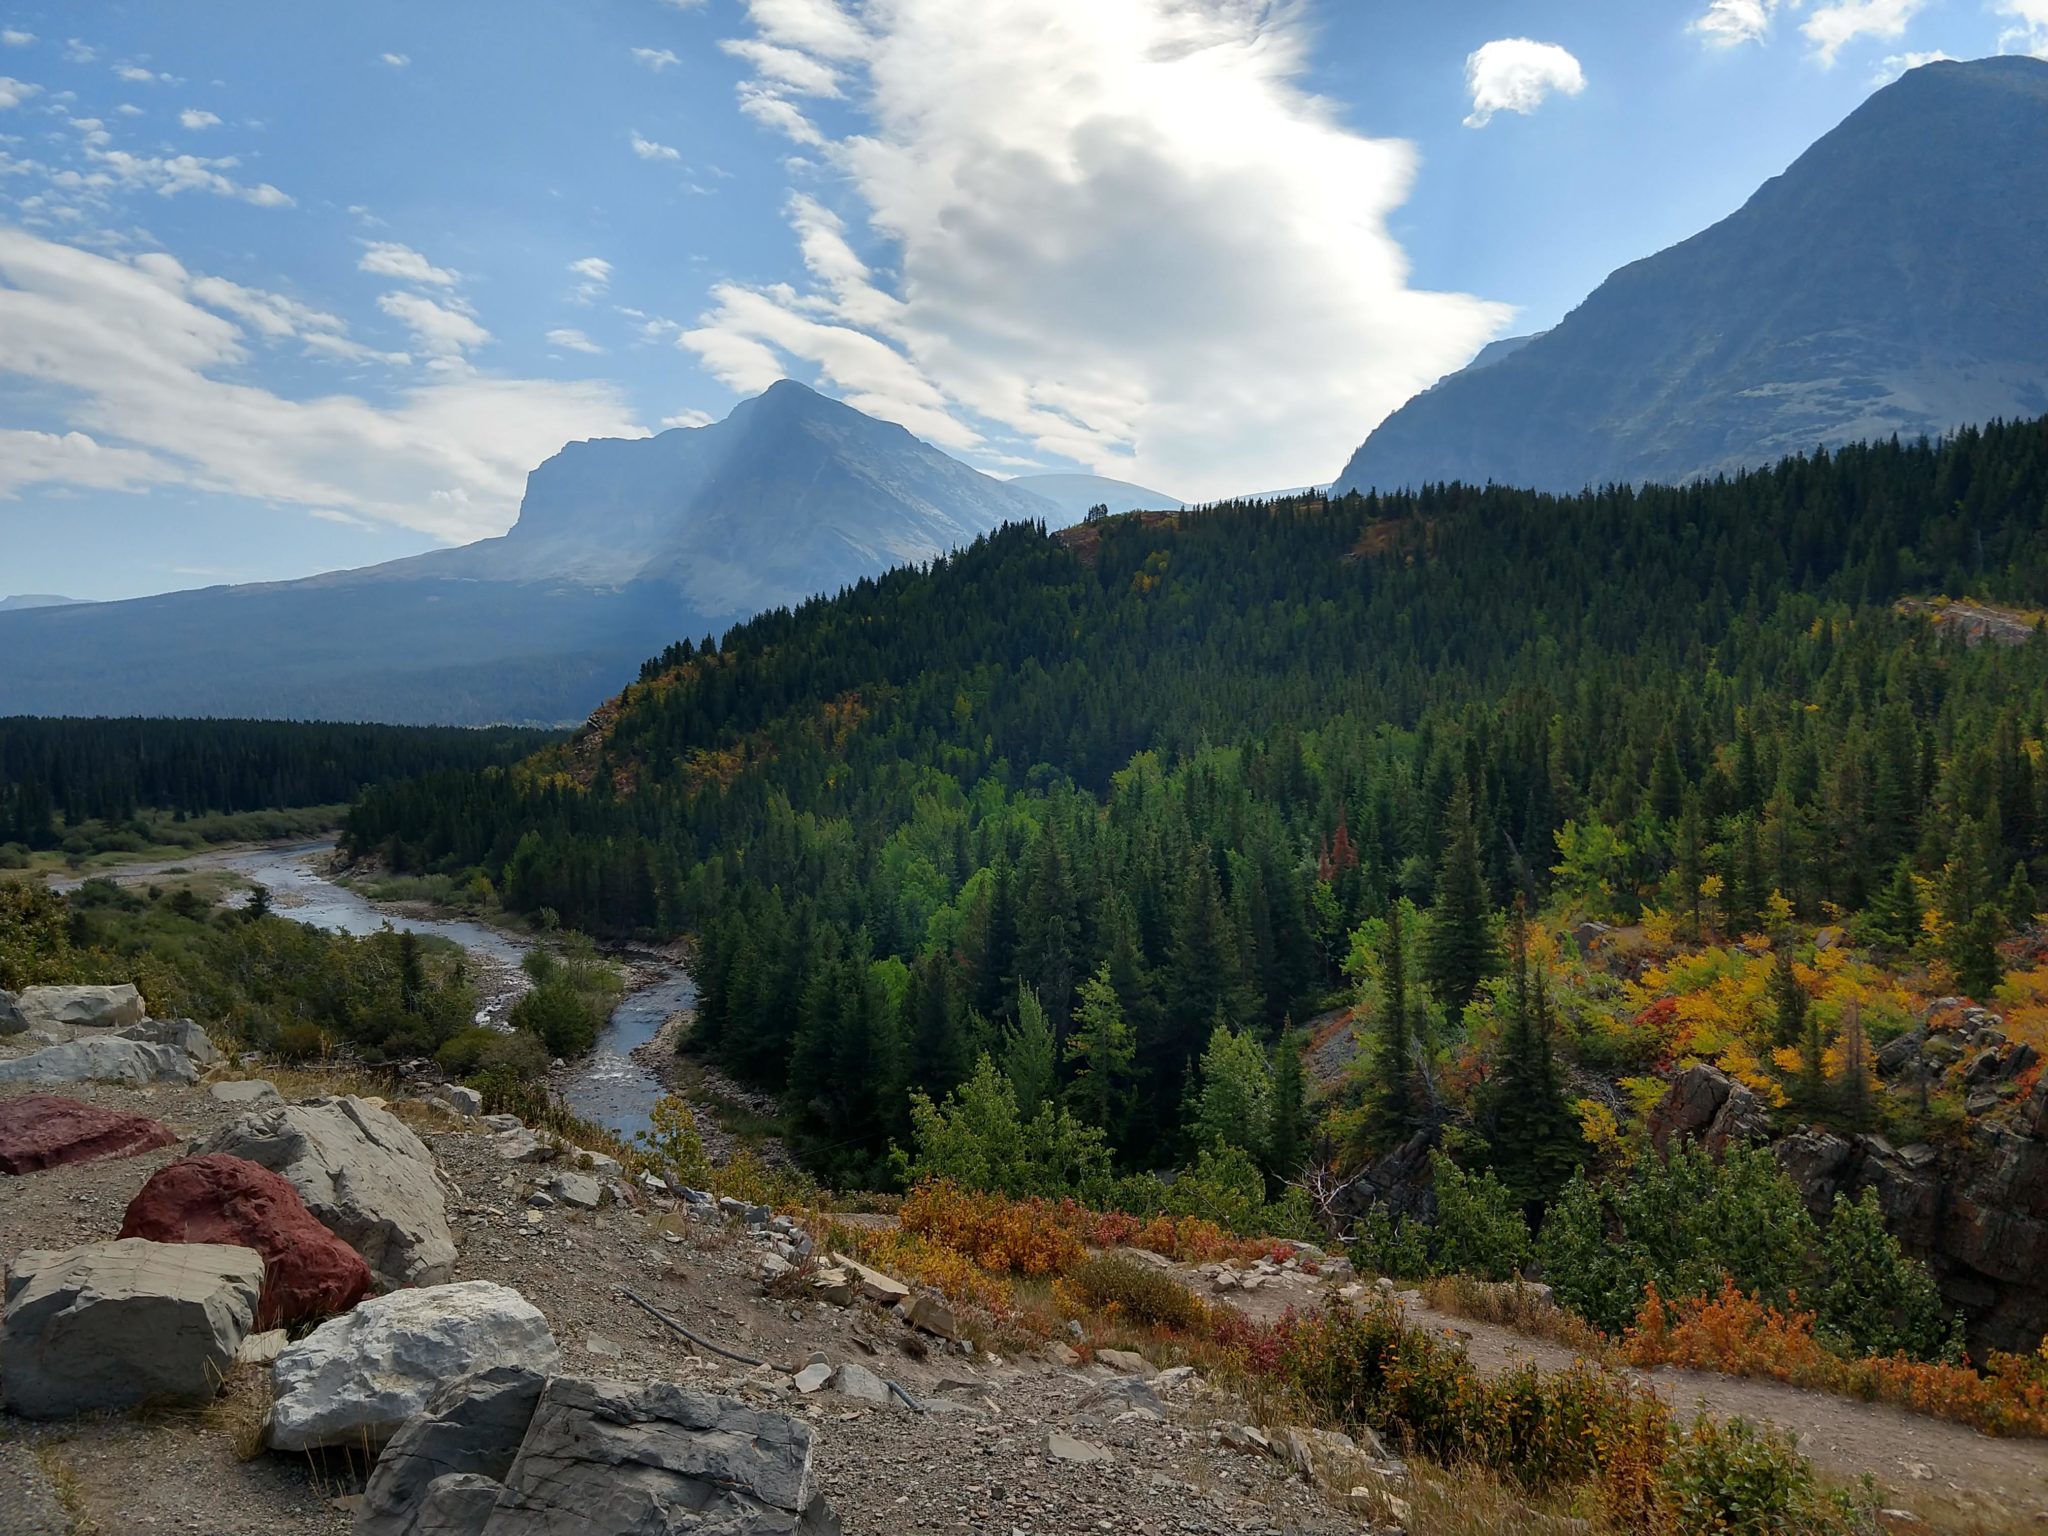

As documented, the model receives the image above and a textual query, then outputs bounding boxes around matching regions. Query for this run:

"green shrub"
[1162,1144,1268,1236]
[438,1025,549,1083]
[1348,1201,1433,1281]
[1060,1255,1207,1332]
[1428,1152,1531,1281]
[273,1021,331,1061]
[1815,1189,1961,1363]
[1657,1416,1869,1535]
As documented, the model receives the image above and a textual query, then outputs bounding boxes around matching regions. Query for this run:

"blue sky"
[1,0,2040,601]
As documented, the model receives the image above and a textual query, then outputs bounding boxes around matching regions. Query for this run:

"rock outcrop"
[1646,1064,1772,1156]
[2,1238,262,1418]
[202,1095,455,1289]
[357,1364,549,1536]
[0,1093,179,1175]
[115,1017,219,1065]
[0,1036,200,1086]
[119,1153,375,1328]
[267,1282,560,1452]
[8,984,146,1033]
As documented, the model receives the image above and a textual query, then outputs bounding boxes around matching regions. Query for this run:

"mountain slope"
[0,382,1058,725]
[1335,56,2048,495]
[1006,473,1186,521]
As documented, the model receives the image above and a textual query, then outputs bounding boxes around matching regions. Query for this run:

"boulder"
[1095,1348,1149,1374]
[116,1017,219,1065]
[903,1291,961,1340]
[0,1093,179,1174]
[1047,1431,1113,1465]
[356,1364,549,1536]
[829,1252,909,1306]
[486,1376,839,1534]
[11,984,146,1032]
[211,1078,280,1105]
[202,1095,455,1289]
[1647,1064,1771,1156]
[791,1363,833,1394]
[546,1172,603,1211]
[830,1362,893,1406]
[0,1037,199,1087]
[239,1328,290,1366]
[0,989,24,1035]
[268,1282,559,1452]
[1,1238,262,1418]
[118,1153,374,1328]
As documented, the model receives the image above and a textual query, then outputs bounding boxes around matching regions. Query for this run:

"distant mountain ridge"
[0,594,85,612]
[1335,56,2048,495]
[0,382,1105,725]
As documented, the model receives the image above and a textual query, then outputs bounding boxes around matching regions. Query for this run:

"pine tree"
[1267,1026,1307,1184]
[1648,730,1686,824]
[1864,857,1924,952]
[1001,986,1058,1112]
[1374,896,1416,1142]
[1421,780,1497,1013]
[1768,946,1808,1048]
[1064,962,1133,1135]
[1483,906,1581,1209]
[1015,829,1080,1034]
[1938,817,2005,998]
[1834,999,1872,1131]
[1674,793,1708,940]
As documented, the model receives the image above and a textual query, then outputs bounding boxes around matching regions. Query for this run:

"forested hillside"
[346,417,2048,1191]
[1,717,555,850]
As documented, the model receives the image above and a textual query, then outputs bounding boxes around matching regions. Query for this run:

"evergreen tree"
[1190,1021,1272,1161]
[1015,829,1080,1034]
[1266,1026,1307,1184]
[1421,780,1497,1013]
[1834,999,1873,1131]
[1864,857,1924,952]
[1064,962,1133,1135]
[1482,906,1582,1210]
[1000,986,1057,1112]
[1373,895,1416,1143]
[1674,792,1708,940]
[1767,946,1808,1048]
[1938,817,2005,998]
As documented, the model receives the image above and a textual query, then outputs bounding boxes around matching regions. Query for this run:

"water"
[57,840,690,1137]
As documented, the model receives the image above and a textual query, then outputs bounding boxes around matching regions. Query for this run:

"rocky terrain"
[3,983,2046,1534]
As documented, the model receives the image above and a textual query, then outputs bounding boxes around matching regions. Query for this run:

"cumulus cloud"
[1463,39,1586,128]
[630,130,681,160]
[377,290,489,358]
[358,240,458,286]
[1803,0,1929,64]
[178,107,220,129]
[89,148,291,206]
[662,408,714,428]
[380,52,409,68]
[632,46,680,70]
[0,75,39,108]
[114,63,158,83]
[2,29,33,47]
[692,0,1507,498]
[546,326,603,353]
[0,227,642,538]
[1999,0,2048,56]
[1691,0,1786,47]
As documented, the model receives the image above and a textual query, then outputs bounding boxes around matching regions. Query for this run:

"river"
[55,840,692,1139]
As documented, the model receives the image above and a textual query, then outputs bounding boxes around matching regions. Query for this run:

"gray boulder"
[488,1376,839,1534]
[357,1365,549,1536]
[2,1238,262,1418]
[0,989,23,1036]
[0,1037,199,1086]
[211,1078,281,1105]
[203,1095,455,1288]
[117,1016,219,1065]
[11,984,146,1033]
[269,1282,559,1452]
[1647,1064,1771,1155]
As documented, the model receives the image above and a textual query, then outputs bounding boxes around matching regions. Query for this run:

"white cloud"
[1802,0,1929,65]
[0,75,38,108]
[1691,0,1787,47]
[632,46,680,70]
[1873,47,1952,80]
[307,506,377,530]
[114,64,158,83]
[178,107,221,129]
[62,39,94,64]
[115,102,143,116]
[1999,0,2048,56]
[719,37,842,96]
[1,29,33,47]
[89,148,292,206]
[0,226,641,539]
[1463,39,1586,128]
[358,240,458,286]
[662,408,714,428]
[0,428,174,498]
[659,0,708,9]
[378,290,489,358]
[568,255,612,302]
[380,52,410,68]
[696,0,1508,498]
[631,130,681,160]
[546,326,603,354]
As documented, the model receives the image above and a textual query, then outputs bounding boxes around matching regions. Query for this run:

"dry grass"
[1422,1275,1614,1356]
[31,1443,97,1536]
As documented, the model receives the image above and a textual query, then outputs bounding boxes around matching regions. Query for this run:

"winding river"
[57,840,692,1139]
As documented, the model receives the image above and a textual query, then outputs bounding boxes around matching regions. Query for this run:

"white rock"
[0,1037,198,1086]
[210,1078,280,1105]
[791,1362,833,1394]
[1047,1431,1113,1465]
[238,1328,290,1366]
[266,1281,559,1451]
[831,1251,910,1305]
[547,1171,603,1210]
[11,984,146,1032]
[440,1085,482,1116]
[830,1362,893,1406]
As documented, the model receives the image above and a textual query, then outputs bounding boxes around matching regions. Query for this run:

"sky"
[1,0,2042,602]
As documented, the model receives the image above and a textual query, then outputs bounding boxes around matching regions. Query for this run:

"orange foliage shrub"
[896,1181,1087,1276]
[1626,1281,2048,1438]
[854,1229,1015,1318]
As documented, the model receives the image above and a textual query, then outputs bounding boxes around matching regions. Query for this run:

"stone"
[1076,1375,1163,1418]
[1876,1031,1927,1078]
[1045,1341,1080,1367]
[791,1363,833,1394]
[0,1036,199,1087]
[904,1291,961,1339]
[495,1128,548,1163]
[238,1328,290,1366]
[758,1252,791,1284]
[830,1251,910,1305]
[1094,1347,1149,1374]
[356,1364,548,1536]
[267,1282,559,1452]
[0,988,24,1035]
[1,1238,262,1418]
[831,1362,894,1406]
[809,1266,856,1307]
[202,1095,456,1289]
[485,1376,838,1534]
[440,1085,483,1117]
[0,1093,179,1174]
[211,1078,280,1105]
[117,1017,218,1065]
[11,984,146,1032]
[1047,1431,1113,1465]
[1150,1365,1199,1393]
[546,1171,603,1210]
[1646,1063,1772,1155]
[118,1153,374,1328]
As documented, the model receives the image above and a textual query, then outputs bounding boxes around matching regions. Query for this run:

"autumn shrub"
[1053,1255,1208,1333]
[897,1180,1087,1276]
[1421,1274,1612,1354]
[1655,1415,1871,1535]
[855,1230,1015,1318]
[1626,1280,2048,1437]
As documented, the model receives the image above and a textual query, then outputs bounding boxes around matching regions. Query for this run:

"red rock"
[0,1093,179,1175]
[119,1154,374,1328]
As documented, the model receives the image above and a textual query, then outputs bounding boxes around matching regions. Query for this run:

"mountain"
[0,594,85,612]
[0,381,1061,726]
[1335,56,2048,496]
[1005,473,1185,521]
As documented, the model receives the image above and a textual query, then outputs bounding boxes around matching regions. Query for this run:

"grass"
[1422,1275,1615,1356]
[0,805,346,884]
[31,1443,97,1536]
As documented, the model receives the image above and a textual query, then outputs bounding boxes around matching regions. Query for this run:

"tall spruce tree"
[1483,906,1581,1210]
[1375,896,1416,1143]
[1421,780,1497,1013]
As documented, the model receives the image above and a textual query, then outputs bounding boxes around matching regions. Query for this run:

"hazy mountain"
[1335,57,2048,495]
[0,594,85,612]
[1006,473,1185,521]
[0,381,1063,725]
